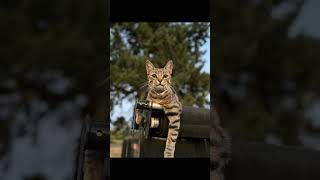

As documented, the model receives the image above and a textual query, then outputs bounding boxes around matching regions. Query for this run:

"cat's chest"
[147,91,181,110]
[147,91,172,104]
[147,93,164,104]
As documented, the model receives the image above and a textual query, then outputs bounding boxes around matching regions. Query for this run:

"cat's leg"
[135,109,144,125]
[164,113,180,158]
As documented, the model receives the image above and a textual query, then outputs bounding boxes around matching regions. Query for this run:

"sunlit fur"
[148,68,171,91]
[145,60,177,106]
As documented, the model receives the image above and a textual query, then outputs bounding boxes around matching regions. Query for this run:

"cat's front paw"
[164,149,174,158]
[164,153,174,158]
[135,110,144,125]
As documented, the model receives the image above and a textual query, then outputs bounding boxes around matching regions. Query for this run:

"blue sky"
[110,30,211,126]
[201,27,210,73]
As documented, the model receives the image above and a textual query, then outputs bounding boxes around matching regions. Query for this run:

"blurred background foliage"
[0,0,106,179]
[213,0,320,149]
[110,22,210,142]
[110,22,210,109]
[0,0,107,119]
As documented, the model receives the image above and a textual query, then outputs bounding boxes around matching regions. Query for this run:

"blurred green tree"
[110,22,210,115]
[110,116,130,143]
[0,1,107,179]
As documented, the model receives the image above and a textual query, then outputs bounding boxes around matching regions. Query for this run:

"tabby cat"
[135,59,182,158]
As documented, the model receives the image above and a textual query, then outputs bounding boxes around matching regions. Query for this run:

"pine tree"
[110,22,210,114]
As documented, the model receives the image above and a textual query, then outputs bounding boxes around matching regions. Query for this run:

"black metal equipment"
[132,99,210,139]
[128,99,210,158]
[75,116,109,180]
[132,99,168,138]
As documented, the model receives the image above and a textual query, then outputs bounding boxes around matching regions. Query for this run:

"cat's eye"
[152,74,157,78]
[164,74,168,78]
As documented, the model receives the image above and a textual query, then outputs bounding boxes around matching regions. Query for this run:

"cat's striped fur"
[135,60,182,158]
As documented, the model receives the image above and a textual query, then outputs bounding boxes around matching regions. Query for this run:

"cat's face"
[146,60,173,94]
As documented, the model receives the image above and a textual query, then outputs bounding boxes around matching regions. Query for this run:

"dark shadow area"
[214,0,320,152]
[225,140,320,180]
[213,0,320,179]
[0,1,107,179]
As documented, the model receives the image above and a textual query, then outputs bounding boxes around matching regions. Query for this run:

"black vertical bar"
[75,116,90,180]
[106,0,110,179]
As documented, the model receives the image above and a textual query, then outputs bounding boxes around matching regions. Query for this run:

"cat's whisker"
[139,82,149,90]
[170,85,178,95]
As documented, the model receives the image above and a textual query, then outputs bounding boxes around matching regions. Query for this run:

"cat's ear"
[164,60,173,75]
[146,59,155,75]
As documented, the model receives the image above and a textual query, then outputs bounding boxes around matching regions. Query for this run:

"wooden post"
[75,116,109,180]
[83,150,106,180]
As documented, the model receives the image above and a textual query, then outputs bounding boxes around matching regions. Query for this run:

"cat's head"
[145,60,173,94]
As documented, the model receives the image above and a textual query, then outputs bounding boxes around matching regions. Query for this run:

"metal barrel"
[180,106,210,126]
[148,106,210,139]
[179,106,210,138]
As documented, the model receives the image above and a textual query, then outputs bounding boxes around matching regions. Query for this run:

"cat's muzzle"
[154,85,165,93]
